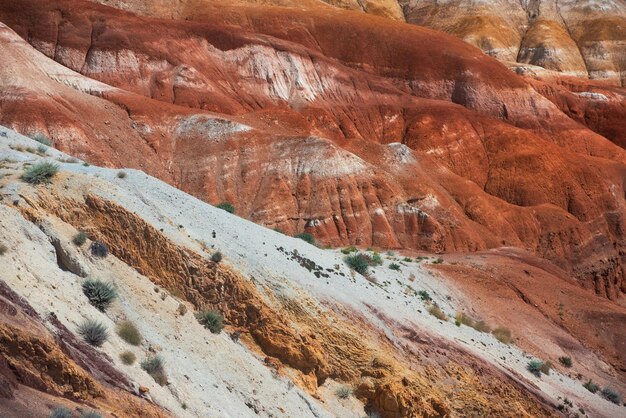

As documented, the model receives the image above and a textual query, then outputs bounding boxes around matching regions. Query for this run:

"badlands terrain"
[0,0,625,417]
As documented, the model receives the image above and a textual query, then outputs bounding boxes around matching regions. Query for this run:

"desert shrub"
[344,253,369,275]
[402,257,412,263]
[211,251,223,263]
[196,310,224,334]
[117,171,127,179]
[141,355,167,385]
[295,232,315,245]
[73,231,88,246]
[0,243,7,256]
[492,327,512,344]
[527,360,543,377]
[89,240,108,257]
[177,303,188,316]
[428,305,447,321]
[120,350,136,365]
[22,161,59,184]
[80,411,102,418]
[216,202,235,214]
[540,361,552,375]
[455,313,491,333]
[601,388,622,404]
[78,319,108,347]
[32,133,52,146]
[37,145,48,155]
[82,279,117,312]
[335,385,352,399]
[341,246,358,254]
[389,263,401,271]
[473,320,491,333]
[583,379,599,393]
[418,290,431,302]
[116,321,141,345]
[49,407,72,418]
[558,356,573,368]
[371,252,383,266]
[431,257,444,264]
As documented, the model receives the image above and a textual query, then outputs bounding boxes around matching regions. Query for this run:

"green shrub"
[117,171,127,179]
[402,257,412,263]
[601,387,622,404]
[216,202,235,214]
[418,290,431,302]
[335,385,352,399]
[558,356,573,368]
[583,379,599,393]
[295,232,315,245]
[78,319,108,347]
[49,407,72,418]
[22,161,59,184]
[388,263,401,271]
[527,360,543,377]
[0,243,7,256]
[196,310,224,334]
[116,321,141,345]
[211,251,223,263]
[73,231,88,246]
[141,355,167,385]
[344,253,369,275]
[89,240,108,258]
[82,279,117,312]
[428,305,447,321]
[492,327,512,344]
[341,246,358,254]
[37,145,48,155]
[80,411,102,418]
[371,252,383,266]
[32,133,52,146]
[120,350,136,365]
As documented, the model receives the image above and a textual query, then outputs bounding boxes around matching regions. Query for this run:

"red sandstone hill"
[0,0,625,303]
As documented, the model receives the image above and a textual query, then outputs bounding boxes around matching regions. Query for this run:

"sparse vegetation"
[344,253,370,275]
[80,411,102,418]
[492,327,512,344]
[601,387,622,404]
[177,303,188,316]
[22,161,59,184]
[89,240,108,257]
[527,360,543,377]
[431,257,444,264]
[455,313,490,333]
[295,232,315,245]
[117,171,127,179]
[141,355,167,385]
[78,319,108,347]
[72,231,88,246]
[540,361,552,375]
[49,407,72,418]
[216,202,235,214]
[418,290,431,302]
[335,385,352,399]
[428,305,447,321]
[196,310,224,334]
[120,350,136,365]
[402,257,412,263]
[371,252,383,266]
[583,379,599,393]
[82,279,117,312]
[211,251,223,263]
[559,356,573,368]
[32,133,52,146]
[388,263,401,271]
[116,320,141,345]
[37,144,48,155]
[341,246,358,254]
[0,243,7,256]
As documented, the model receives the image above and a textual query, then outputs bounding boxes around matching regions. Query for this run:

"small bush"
[418,290,431,302]
[82,279,116,311]
[117,171,127,179]
[473,320,491,333]
[335,385,352,399]
[116,321,141,345]
[22,161,59,184]
[89,240,108,257]
[141,355,167,385]
[196,310,224,334]
[216,202,235,214]
[32,133,52,146]
[431,257,444,264]
[80,411,102,418]
[601,387,621,404]
[540,361,552,375]
[211,251,223,263]
[120,350,136,365]
[388,263,401,271]
[527,360,543,377]
[402,257,412,263]
[341,246,358,254]
[428,305,448,321]
[73,231,88,246]
[0,243,7,256]
[37,145,48,155]
[49,407,72,418]
[371,252,383,266]
[558,356,573,368]
[583,379,599,393]
[295,232,315,245]
[492,327,512,344]
[78,319,108,347]
[344,253,369,275]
